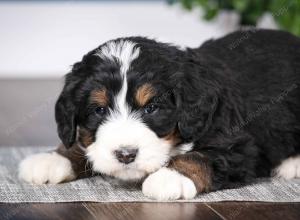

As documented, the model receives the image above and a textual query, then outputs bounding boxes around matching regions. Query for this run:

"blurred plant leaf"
[232,0,249,12]
[173,0,300,36]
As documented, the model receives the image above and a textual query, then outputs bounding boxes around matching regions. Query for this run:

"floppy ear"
[176,64,220,142]
[55,79,78,148]
[177,92,219,142]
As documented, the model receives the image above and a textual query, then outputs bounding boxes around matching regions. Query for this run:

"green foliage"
[172,0,300,36]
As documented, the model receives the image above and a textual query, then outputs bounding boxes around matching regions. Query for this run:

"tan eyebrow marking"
[135,83,156,106]
[90,89,108,106]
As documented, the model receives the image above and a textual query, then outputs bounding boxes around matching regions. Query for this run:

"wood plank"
[83,202,221,220]
[0,203,94,220]
[1,202,299,220]
[207,202,300,220]
[0,202,221,220]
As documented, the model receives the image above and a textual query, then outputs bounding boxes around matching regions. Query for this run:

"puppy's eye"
[144,104,158,114]
[95,106,107,116]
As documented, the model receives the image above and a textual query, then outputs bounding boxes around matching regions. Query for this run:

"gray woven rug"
[0,146,299,203]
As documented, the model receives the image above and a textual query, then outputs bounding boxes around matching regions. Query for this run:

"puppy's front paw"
[274,156,300,179]
[142,167,197,200]
[18,152,76,184]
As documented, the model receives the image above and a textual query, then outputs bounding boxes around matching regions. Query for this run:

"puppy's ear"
[178,94,218,141]
[55,94,77,148]
[55,74,79,148]
[176,64,219,142]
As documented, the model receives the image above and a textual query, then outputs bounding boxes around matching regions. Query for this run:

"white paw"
[18,152,76,184]
[274,156,300,179]
[142,167,197,200]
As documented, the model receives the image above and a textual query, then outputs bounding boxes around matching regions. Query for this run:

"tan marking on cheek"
[90,89,108,106]
[135,83,155,106]
[78,129,94,147]
[168,153,212,193]
[163,129,181,146]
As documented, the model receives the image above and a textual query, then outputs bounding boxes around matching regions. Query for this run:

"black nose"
[114,147,138,164]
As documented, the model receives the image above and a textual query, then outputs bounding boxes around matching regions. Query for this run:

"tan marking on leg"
[168,152,212,193]
[56,143,92,178]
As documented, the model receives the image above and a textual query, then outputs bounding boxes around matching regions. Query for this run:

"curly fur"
[20,29,300,196]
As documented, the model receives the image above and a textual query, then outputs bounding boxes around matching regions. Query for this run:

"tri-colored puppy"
[19,29,300,200]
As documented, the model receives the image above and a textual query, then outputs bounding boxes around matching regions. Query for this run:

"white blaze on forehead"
[97,40,140,73]
[96,40,140,116]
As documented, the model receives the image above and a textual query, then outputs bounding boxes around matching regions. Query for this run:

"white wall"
[0,1,239,78]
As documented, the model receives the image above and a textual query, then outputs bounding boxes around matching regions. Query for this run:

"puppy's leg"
[19,144,89,184]
[143,136,259,200]
[142,152,211,200]
[18,151,76,184]
[274,155,300,179]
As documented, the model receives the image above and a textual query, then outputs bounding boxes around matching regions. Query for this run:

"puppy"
[19,29,300,200]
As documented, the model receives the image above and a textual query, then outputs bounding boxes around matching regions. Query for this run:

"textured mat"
[0,146,299,203]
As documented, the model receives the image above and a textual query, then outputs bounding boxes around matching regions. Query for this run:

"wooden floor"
[1,202,299,220]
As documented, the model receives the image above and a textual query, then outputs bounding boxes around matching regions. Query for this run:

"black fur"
[55,29,300,191]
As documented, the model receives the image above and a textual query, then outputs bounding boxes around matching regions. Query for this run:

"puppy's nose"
[114,147,138,164]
